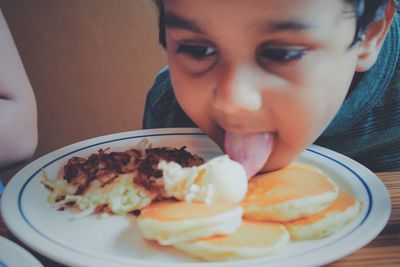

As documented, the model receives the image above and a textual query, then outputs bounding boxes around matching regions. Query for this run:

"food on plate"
[41,141,204,217]
[136,161,359,261]
[42,138,362,261]
[242,163,339,222]
[173,220,289,261]
[136,200,243,245]
[158,154,247,204]
[284,190,361,240]
[46,172,156,217]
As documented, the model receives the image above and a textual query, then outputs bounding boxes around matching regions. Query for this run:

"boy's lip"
[214,123,276,151]
[217,123,276,137]
[214,113,275,133]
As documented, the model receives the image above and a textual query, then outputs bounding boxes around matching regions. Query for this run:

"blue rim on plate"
[19,133,371,262]
[1,129,390,267]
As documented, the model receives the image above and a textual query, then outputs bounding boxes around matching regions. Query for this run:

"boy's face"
[163,0,360,173]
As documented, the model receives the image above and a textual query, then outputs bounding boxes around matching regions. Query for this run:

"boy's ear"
[355,2,396,72]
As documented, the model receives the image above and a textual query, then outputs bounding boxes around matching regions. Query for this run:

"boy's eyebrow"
[164,12,204,33]
[265,21,312,32]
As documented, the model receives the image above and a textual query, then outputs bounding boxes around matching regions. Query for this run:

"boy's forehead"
[163,0,354,30]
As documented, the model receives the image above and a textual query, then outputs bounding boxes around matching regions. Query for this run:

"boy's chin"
[257,154,295,174]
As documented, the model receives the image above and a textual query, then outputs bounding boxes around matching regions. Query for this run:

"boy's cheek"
[171,74,218,136]
[262,122,321,172]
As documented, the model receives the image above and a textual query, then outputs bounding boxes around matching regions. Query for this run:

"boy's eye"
[259,48,306,62]
[176,44,216,60]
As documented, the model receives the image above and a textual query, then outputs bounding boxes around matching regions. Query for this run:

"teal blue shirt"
[143,15,400,172]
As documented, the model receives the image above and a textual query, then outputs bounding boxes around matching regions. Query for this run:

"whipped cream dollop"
[158,155,247,204]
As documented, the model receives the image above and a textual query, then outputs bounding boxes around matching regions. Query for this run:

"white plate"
[0,128,391,267]
[0,236,43,267]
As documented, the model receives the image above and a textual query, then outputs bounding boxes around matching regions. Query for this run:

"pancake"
[284,190,361,240]
[173,220,289,261]
[242,164,339,222]
[137,200,243,245]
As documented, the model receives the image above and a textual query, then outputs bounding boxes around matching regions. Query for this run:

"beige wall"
[0,0,166,179]
[0,0,166,177]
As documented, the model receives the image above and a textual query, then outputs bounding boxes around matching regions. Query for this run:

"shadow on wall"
[0,0,166,179]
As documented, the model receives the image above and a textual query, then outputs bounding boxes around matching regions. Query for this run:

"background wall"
[0,0,166,179]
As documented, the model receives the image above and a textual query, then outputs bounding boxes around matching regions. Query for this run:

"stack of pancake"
[137,163,361,261]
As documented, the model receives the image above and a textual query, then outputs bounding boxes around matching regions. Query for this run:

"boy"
[143,0,399,176]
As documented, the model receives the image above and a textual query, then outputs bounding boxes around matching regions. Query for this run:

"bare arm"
[0,8,38,171]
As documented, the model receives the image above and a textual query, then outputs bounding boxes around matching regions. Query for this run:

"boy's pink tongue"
[224,131,274,178]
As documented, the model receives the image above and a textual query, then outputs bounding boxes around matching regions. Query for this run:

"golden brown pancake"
[243,163,339,222]
[284,190,361,240]
[173,220,289,261]
[137,200,243,245]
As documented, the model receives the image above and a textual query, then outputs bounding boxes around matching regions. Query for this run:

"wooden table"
[0,172,399,266]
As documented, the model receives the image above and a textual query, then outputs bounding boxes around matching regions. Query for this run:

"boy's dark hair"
[350,0,399,45]
[154,0,399,48]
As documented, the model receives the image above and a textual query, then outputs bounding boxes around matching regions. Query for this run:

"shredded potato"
[41,140,204,219]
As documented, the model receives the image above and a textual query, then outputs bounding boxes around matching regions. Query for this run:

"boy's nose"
[213,65,263,113]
